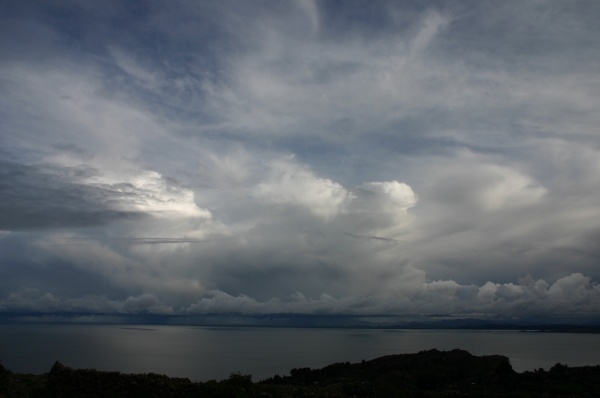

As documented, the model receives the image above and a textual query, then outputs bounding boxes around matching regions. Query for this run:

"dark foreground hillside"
[1,349,599,397]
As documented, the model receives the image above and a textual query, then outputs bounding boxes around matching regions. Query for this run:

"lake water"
[1,324,599,382]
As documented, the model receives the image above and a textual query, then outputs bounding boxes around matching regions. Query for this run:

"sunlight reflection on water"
[1,325,599,381]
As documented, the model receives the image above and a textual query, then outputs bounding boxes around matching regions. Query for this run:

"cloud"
[0,160,209,230]
[0,289,173,315]
[5,273,597,317]
[0,160,141,230]
[108,46,159,88]
[1,1,600,319]
[254,156,350,220]
[341,181,417,235]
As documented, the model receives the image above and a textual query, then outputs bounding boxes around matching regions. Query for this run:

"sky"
[1,0,600,321]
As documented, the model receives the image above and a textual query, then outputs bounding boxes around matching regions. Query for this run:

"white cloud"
[83,169,211,219]
[254,157,350,220]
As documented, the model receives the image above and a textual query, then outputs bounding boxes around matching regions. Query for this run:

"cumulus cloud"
[341,181,417,236]
[254,156,349,220]
[184,273,600,316]
[4,273,597,317]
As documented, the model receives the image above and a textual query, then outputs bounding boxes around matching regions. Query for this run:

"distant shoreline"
[1,313,599,333]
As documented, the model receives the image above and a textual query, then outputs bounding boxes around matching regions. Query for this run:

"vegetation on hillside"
[1,349,599,397]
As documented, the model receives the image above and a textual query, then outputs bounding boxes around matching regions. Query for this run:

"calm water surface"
[1,325,599,381]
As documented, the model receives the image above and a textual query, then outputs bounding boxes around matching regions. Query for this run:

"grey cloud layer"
[0,160,141,230]
[2,273,598,317]
[1,0,599,317]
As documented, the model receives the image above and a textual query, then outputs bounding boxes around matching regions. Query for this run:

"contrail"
[343,232,404,243]
[54,237,209,245]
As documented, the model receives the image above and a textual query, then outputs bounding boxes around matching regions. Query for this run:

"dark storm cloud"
[0,160,143,230]
[0,235,123,299]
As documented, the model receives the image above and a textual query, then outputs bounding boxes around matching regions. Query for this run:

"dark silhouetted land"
[2,349,599,397]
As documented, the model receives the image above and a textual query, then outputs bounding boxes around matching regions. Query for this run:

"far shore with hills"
[1,313,600,333]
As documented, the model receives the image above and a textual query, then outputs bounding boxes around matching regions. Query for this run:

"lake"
[1,324,599,381]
